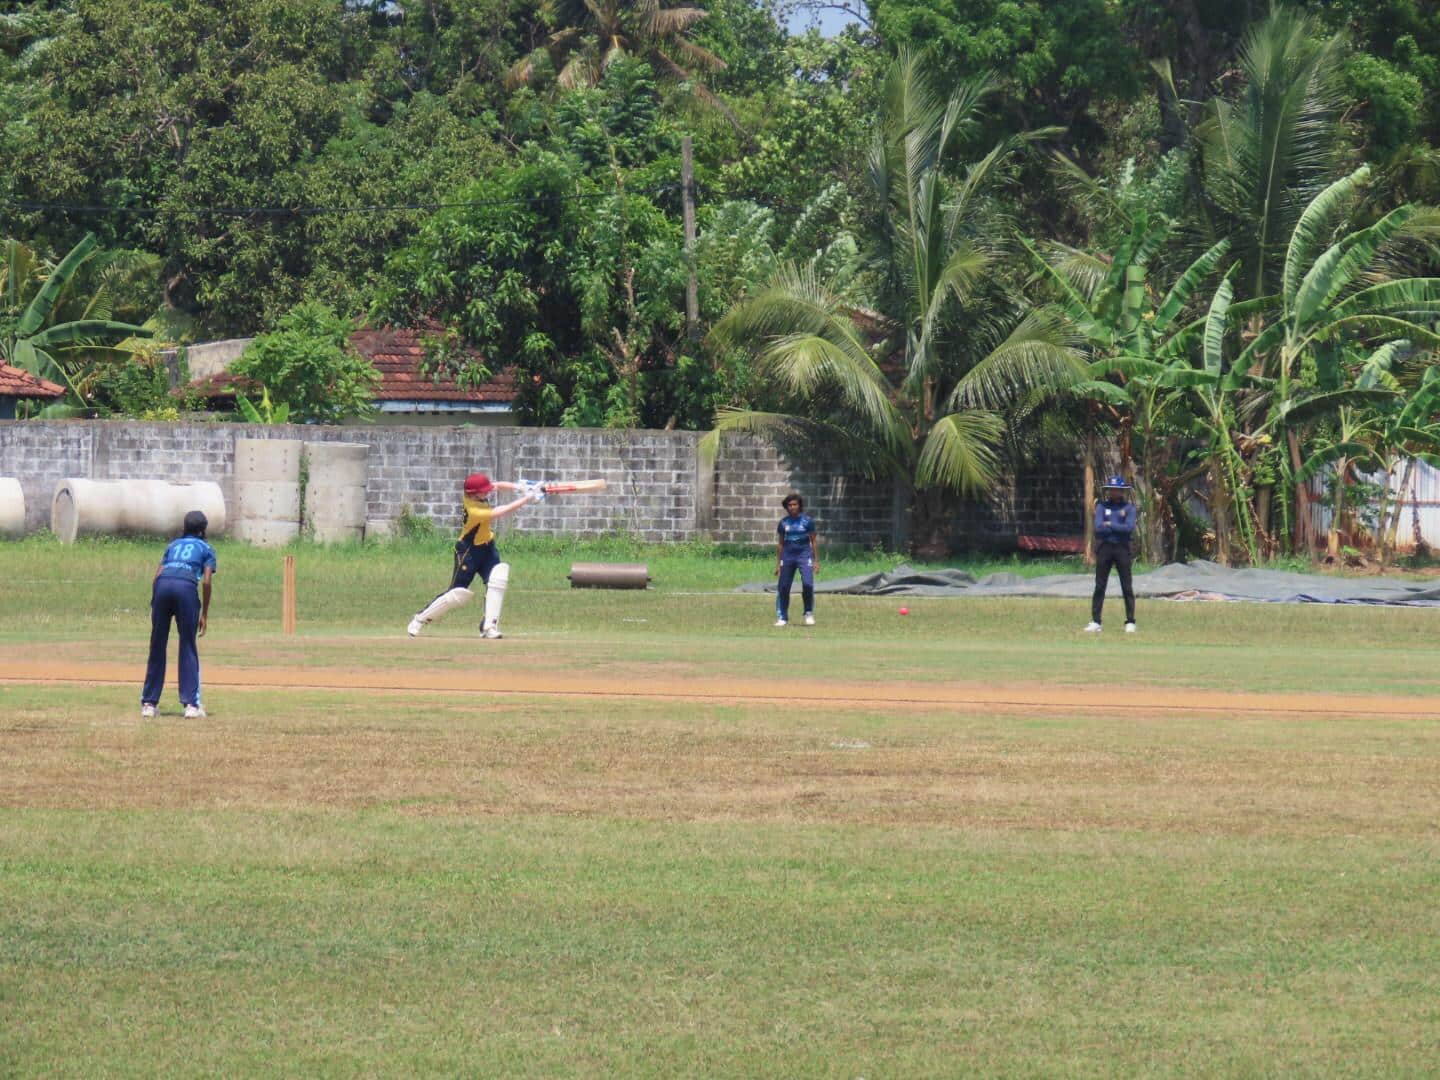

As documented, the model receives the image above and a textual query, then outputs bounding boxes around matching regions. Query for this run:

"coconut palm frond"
[711,263,858,347]
[755,333,907,452]
[709,408,902,482]
[1038,243,1111,303]
[915,410,1003,494]
[1020,239,1105,341]
[952,313,1086,410]
[639,4,707,39]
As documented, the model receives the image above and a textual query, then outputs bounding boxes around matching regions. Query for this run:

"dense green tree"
[507,0,724,94]
[229,301,380,423]
[870,0,1140,153]
[2,0,503,335]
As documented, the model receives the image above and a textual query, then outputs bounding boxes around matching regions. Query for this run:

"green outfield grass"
[2,536,1439,1076]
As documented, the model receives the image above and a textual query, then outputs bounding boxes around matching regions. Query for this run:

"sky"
[784,4,864,38]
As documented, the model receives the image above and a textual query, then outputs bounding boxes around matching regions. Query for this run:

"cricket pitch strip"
[0,658,1435,718]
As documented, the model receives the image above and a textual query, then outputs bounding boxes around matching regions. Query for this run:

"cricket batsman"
[407,472,542,639]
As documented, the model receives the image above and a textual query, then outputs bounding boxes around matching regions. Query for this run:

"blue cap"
[1103,475,1131,490]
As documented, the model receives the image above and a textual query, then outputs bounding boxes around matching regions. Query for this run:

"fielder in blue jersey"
[774,493,819,627]
[141,510,217,718]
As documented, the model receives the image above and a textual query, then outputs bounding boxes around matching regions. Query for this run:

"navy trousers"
[1092,540,1136,624]
[776,556,815,620]
[143,576,202,707]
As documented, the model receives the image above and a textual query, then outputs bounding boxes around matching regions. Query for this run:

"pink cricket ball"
[898,606,910,616]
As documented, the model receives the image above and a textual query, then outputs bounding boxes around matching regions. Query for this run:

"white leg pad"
[482,562,510,630]
[416,586,473,625]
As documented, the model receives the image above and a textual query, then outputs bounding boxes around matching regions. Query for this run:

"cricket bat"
[539,479,607,495]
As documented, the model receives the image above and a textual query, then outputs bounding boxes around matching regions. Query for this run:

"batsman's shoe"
[1125,621,1137,633]
[183,704,207,719]
[803,613,815,626]
[140,703,157,719]
[1083,621,1103,633]
[773,618,787,628]
[407,616,424,637]
[481,621,504,640]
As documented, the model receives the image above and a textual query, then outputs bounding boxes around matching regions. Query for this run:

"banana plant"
[0,233,153,402]
[1360,361,1440,562]
[1233,166,1440,551]
[235,386,291,426]
[1016,214,1232,560]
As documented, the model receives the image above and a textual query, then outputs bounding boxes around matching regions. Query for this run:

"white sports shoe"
[183,704,207,719]
[407,617,424,637]
[481,623,503,639]
[774,618,787,628]
[140,703,156,719]
[1084,621,1103,633]
[803,613,815,626]
[1125,622,1137,633]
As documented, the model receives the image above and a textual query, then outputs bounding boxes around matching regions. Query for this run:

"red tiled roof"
[351,327,518,404]
[182,328,519,408]
[0,362,65,399]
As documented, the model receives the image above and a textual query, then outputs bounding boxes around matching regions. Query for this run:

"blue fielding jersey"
[157,536,218,585]
[777,512,816,556]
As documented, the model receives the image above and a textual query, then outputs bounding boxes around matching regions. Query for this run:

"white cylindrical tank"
[304,442,368,544]
[50,479,227,544]
[0,478,25,537]
[233,437,302,548]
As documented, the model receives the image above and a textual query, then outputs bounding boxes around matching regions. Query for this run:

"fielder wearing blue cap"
[1086,475,1137,633]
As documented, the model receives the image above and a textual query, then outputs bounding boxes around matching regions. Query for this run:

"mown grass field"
[2,535,1438,1076]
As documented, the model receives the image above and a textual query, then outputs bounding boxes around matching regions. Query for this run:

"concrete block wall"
[0,421,1084,550]
[711,436,898,549]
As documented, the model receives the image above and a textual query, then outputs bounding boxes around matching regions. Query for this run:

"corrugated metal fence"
[1305,458,1440,551]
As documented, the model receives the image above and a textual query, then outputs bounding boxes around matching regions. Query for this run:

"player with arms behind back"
[407,473,542,639]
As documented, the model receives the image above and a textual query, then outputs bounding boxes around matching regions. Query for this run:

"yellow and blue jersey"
[458,491,495,548]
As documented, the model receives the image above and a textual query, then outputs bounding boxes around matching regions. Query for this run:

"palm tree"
[1,233,153,403]
[1199,5,1348,302]
[508,0,724,94]
[706,53,1071,554]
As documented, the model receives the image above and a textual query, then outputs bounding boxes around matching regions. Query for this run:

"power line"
[0,185,677,218]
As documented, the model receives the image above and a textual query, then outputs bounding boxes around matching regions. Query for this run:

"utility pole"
[681,136,699,340]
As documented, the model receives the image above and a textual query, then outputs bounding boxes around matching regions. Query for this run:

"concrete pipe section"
[304,442,368,544]
[51,478,227,544]
[568,562,651,589]
[0,478,24,537]
[232,438,303,548]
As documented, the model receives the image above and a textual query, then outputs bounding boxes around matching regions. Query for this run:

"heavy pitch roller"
[567,562,650,589]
